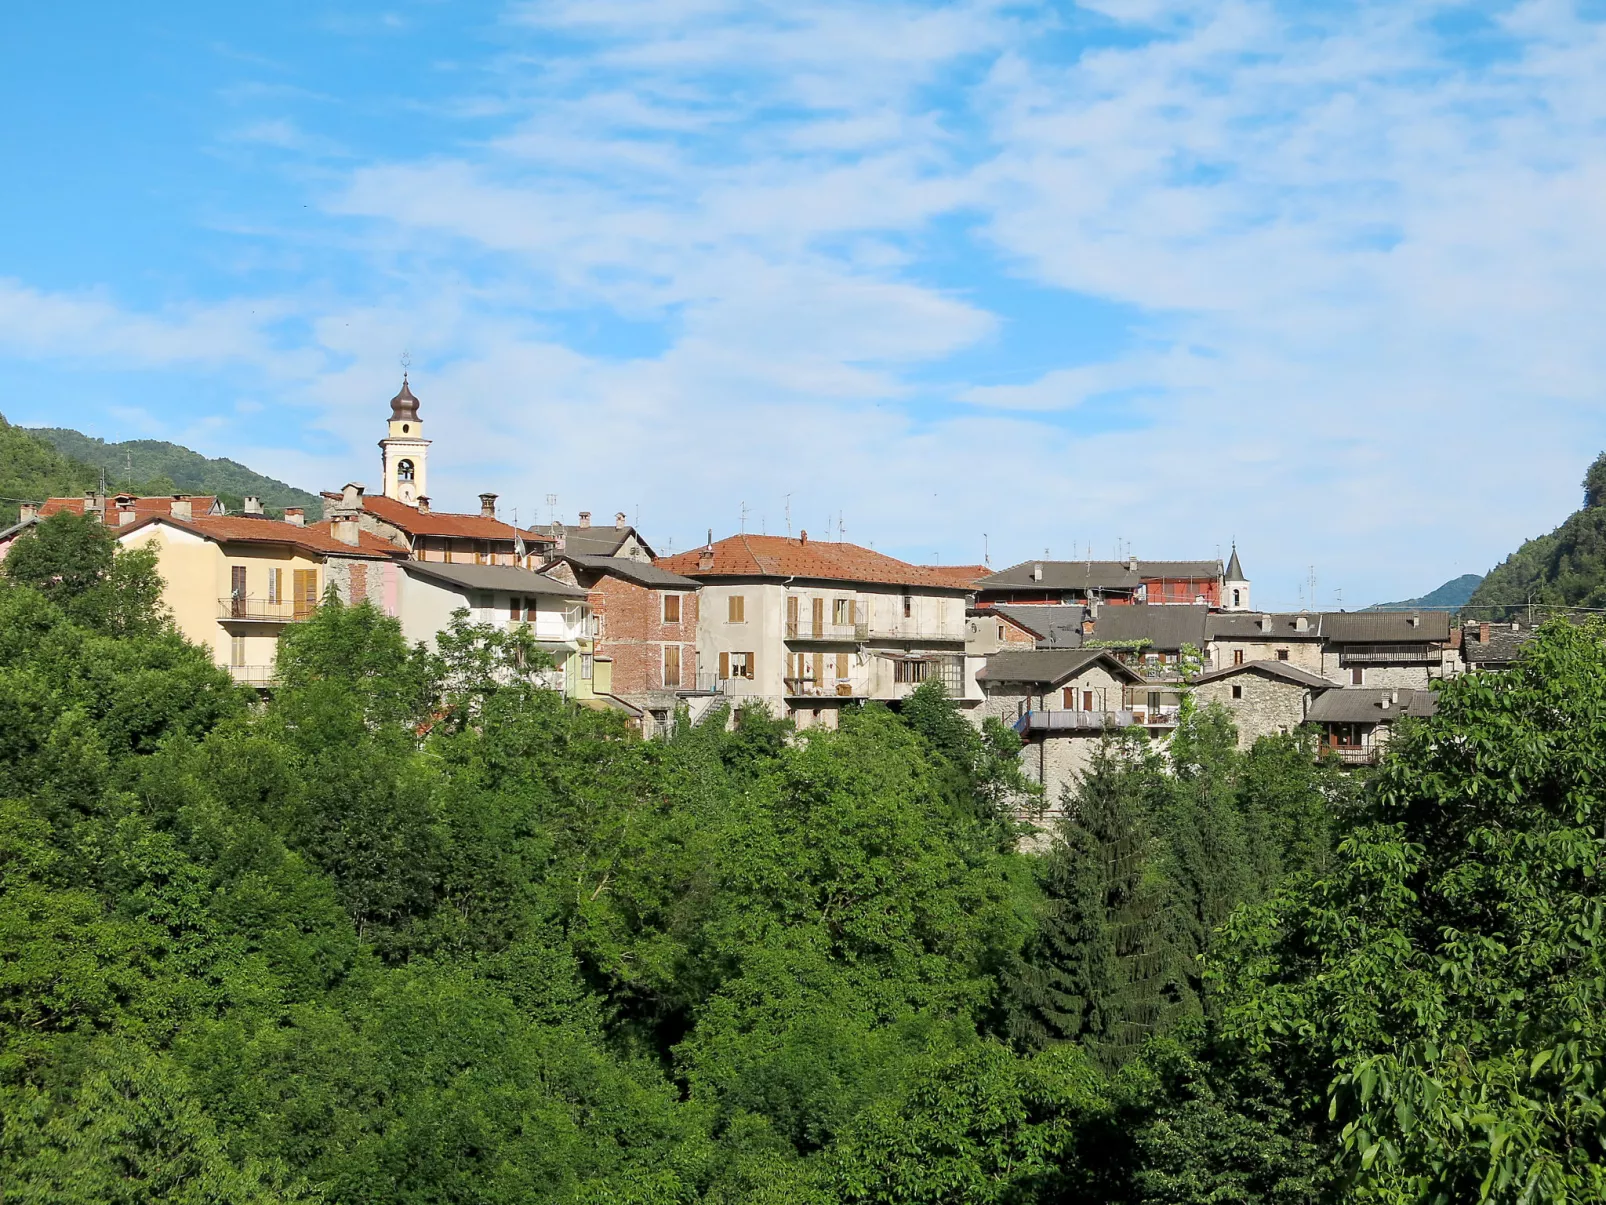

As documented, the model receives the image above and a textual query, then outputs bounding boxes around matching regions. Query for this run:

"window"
[997,624,1006,640]
[812,597,825,635]
[728,595,746,623]
[902,590,912,619]
[662,593,681,624]
[662,645,681,688]
[1352,667,1364,686]
[476,592,494,613]
[1231,684,1243,700]
[1276,648,1290,661]
[510,596,524,622]
[230,565,247,618]
[1147,691,1161,711]
[1233,649,1244,666]
[894,659,929,684]
[267,568,283,604]
[231,635,246,667]
[1063,686,1076,709]
[397,459,414,482]
[1083,689,1095,711]
[834,598,855,625]
[1232,588,1241,607]
[580,654,594,680]
[719,651,754,680]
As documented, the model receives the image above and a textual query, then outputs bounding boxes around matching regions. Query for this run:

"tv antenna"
[784,492,792,538]
[545,493,557,525]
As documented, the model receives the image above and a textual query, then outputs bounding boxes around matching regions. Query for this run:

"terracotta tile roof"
[42,495,221,522]
[118,514,403,560]
[360,493,555,544]
[921,564,990,588]
[657,534,970,590]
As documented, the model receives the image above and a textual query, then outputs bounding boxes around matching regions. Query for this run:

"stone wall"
[1193,673,1312,750]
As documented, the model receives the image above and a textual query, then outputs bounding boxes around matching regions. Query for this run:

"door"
[812,597,824,638]
[786,595,799,637]
[230,565,247,617]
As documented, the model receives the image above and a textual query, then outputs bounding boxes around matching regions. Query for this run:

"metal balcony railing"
[219,597,315,622]
[785,619,869,642]
[867,622,965,643]
[1131,705,1183,727]
[1324,746,1380,765]
[784,677,863,698]
[228,664,278,687]
[1339,644,1438,664]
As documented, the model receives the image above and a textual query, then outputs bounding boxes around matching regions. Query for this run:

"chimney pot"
[243,495,263,515]
[615,512,626,530]
[578,511,591,528]
[284,507,305,527]
[416,496,430,514]
[800,529,809,545]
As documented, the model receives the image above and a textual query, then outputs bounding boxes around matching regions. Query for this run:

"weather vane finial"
[400,350,412,380]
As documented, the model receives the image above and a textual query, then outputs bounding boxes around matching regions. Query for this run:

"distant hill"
[1364,573,1483,612]
[1463,451,1606,618]
[27,427,323,520]
[0,414,113,527]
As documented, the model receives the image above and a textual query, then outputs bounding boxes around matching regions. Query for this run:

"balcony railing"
[784,677,864,698]
[228,664,278,687]
[786,619,869,642]
[1339,644,1439,664]
[867,623,965,643]
[1324,746,1380,766]
[1130,704,1183,727]
[219,597,314,622]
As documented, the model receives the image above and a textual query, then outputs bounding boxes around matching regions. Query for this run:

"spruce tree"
[1009,735,1177,1068]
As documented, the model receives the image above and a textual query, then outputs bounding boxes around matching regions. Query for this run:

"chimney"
[284,507,305,527]
[417,496,430,514]
[1127,555,1138,572]
[615,511,627,530]
[1259,613,1273,633]
[1295,615,1309,633]
[800,529,809,545]
[169,498,192,520]
[117,507,136,526]
[243,495,263,515]
[18,502,38,522]
[341,482,366,509]
[479,493,498,519]
[1479,621,1490,644]
[578,511,591,528]
[331,516,361,546]
[1032,562,1044,582]
[699,529,714,571]
[1082,617,1096,637]
[1409,613,1421,628]
[1380,694,1391,710]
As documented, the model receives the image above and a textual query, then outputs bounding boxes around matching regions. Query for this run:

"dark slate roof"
[1193,660,1338,690]
[1207,612,1326,640]
[1462,621,1540,666]
[979,558,1221,593]
[401,561,590,598]
[992,604,1088,649]
[1321,611,1451,643]
[533,524,658,559]
[1225,546,1245,580]
[1306,687,1438,724]
[557,554,701,590]
[978,648,1143,687]
[1086,603,1208,652]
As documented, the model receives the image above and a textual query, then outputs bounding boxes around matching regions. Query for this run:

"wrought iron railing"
[219,597,315,622]
[228,664,278,687]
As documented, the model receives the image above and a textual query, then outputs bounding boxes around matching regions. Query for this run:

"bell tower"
[1223,543,1250,612]
[379,376,430,505]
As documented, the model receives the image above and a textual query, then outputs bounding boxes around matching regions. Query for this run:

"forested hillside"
[1465,451,1606,616]
[3,510,1604,1203]
[1364,572,1482,611]
[29,425,324,519]
[0,413,168,527]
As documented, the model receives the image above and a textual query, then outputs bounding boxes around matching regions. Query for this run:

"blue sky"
[4,1,1606,607]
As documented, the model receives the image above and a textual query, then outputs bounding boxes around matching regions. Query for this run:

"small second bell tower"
[380,376,430,505]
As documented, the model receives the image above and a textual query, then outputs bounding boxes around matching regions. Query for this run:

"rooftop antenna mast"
[837,511,845,543]
[739,501,749,534]
[545,493,557,525]
[983,533,990,568]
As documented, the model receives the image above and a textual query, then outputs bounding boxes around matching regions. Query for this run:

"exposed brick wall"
[546,562,699,707]
[348,563,368,605]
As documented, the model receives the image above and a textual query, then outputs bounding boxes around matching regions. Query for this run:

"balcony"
[866,622,965,644]
[1016,709,1137,734]
[784,677,864,699]
[786,619,869,642]
[1130,704,1183,727]
[1338,644,1439,665]
[228,664,277,687]
[219,597,314,623]
[1323,746,1380,766]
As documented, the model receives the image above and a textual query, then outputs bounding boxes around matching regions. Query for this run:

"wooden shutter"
[812,652,823,683]
[663,593,680,624]
[743,652,755,679]
[811,597,824,636]
[1083,689,1094,711]
[836,653,848,680]
[293,569,318,620]
[729,595,744,623]
[719,652,730,680]
[1063,687,1074,709]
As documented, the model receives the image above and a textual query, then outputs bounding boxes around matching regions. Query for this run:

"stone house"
[1306,686,1438,765]
[657,532,971,729]
[974,557,1225,608]
[1319,612,1460,687]
[1461,619,1539,671]
[1082,602,1209,681]
[974,648,1158,814]
[545,553,706,734]
[1206,612,1328,675]
[1190,660,1339,749]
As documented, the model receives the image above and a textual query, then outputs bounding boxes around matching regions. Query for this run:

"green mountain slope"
[1464,451,1606,617]
[28,426,324,519]
[1364,573,1483,612]
[0,414,133,527]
